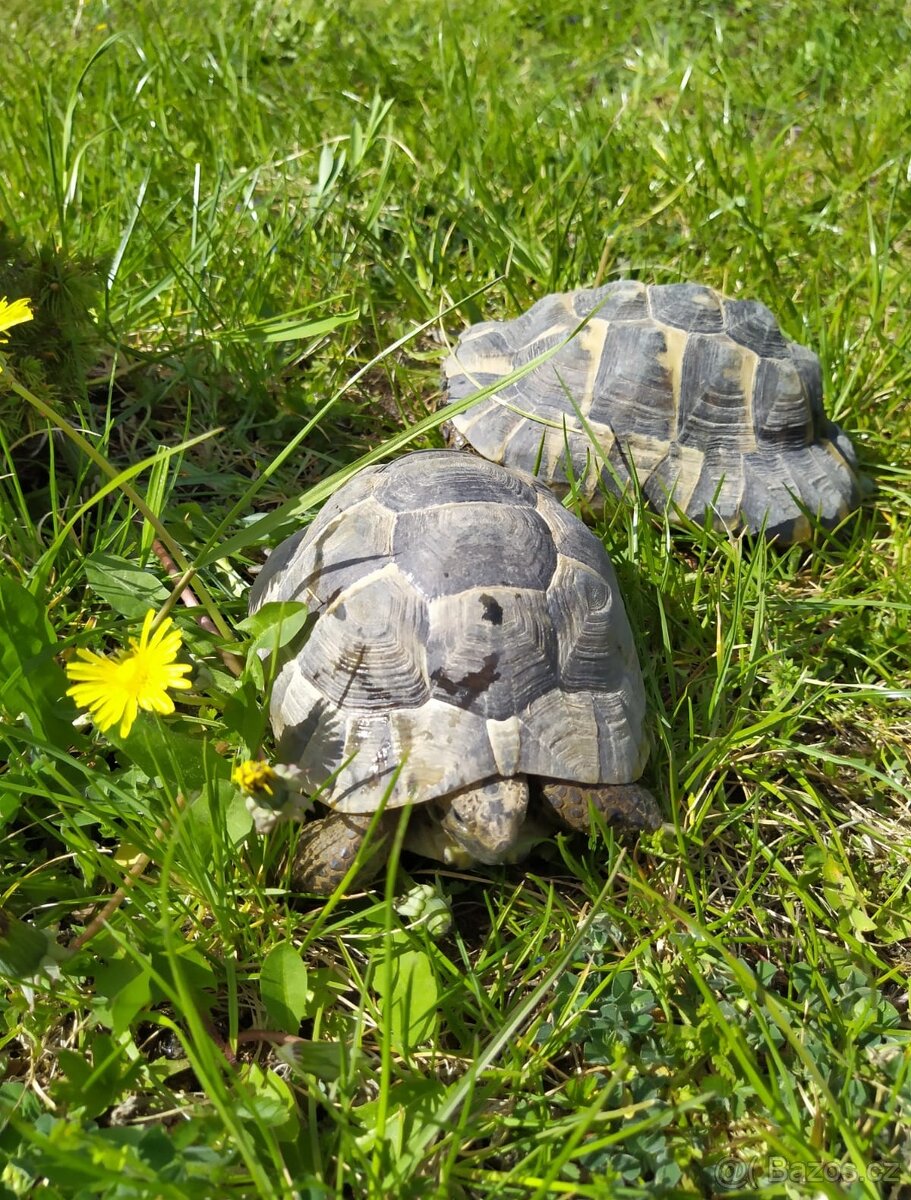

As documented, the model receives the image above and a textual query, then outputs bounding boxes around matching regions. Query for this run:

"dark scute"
[444,370,510,405]
[741,444,858,536]
[251,471,387,612]
[589,323,675,439]
[453,330,591,427]
[532,429,616,496]
[571,281,649,323]
[639,447,685,508]
[460,327,512,358]
[505,293,574,346]
[299,466,384,546]
[648,283,725,333]
[249,525,309,610]
[682,450,745,524]
[452,399,522,465]
[596,437,638,496]
[825,420,859,471]
[394,502,557,596]
[738,455,799,536]
[254,496,394,617]
[788,341,826,429]
[751,356,812,449]
[378,451,537,511]
[300,571,430,711]
[677,333,752,450]
[314,555,393,610]
[540,497,617,577]
[295,511,395,610]
[548,570,628,694]
[510,334,594,418]
[722,298,789,357]
[426,587,558,718]
[501,417,555,476]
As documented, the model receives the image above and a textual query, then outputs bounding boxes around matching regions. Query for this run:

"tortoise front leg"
[538,779,662,834]
[290,811,394,894]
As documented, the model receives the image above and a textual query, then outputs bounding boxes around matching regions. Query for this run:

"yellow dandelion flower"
[232,760,278,796]
[0,296,34,342]
[65,609,193,738]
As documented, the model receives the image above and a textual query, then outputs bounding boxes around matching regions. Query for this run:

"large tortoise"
[442,281,861,542]
[248,450,659,893]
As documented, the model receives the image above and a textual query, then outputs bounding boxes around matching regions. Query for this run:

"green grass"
[2,0,911,1196]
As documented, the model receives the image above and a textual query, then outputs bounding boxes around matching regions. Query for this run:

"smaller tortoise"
[442,281,861,542]
[248,450,659,893]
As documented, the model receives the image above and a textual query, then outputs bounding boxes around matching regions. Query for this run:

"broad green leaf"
[182,779,253,868]
[846,908,878,937]
[261,311,357,343]
[260,943,310,1034]
[278,1039,371,1085]
[352,1077,447,1156]
[224,784,254,844]
[0,908,55,978]
[0,577,76,747]
[92,956,152,1035]
[240,601,313,662]
[236,600,312,643]
[52,1034,141,1120]
[149,944,217,1015]
[238,601,314,690]
[235,1064,299,1140]
[222,676,271,754]
[109,723,229,795]
[82,552,170,619]
[374,943,439,1055]
[0,791,21,828]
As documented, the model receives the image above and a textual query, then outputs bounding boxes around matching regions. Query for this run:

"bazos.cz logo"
[711,1157,901,1189]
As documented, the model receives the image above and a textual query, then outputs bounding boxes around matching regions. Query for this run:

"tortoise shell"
[249,451,648,814]
[442,282,861,541]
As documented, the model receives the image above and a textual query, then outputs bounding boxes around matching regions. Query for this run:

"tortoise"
[248,450,659,894]
[442,281,861,542]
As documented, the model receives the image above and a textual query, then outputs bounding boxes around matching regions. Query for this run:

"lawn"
[2,0,911,1196]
